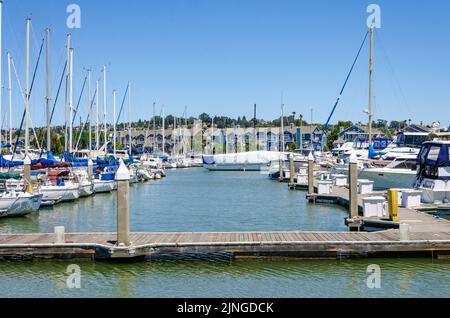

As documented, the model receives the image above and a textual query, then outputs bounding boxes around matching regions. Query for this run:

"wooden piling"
[307,152,314,196]
[278,158,284,182]
[23,155,32,192]
[87,159,93,182]
[349,154,358,220]
[289,154,295,189]
[115,160,131,246]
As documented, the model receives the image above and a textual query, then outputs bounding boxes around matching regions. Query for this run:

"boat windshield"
[387,159,417,170]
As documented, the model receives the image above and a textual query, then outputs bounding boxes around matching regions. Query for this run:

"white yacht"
[358,155,418,190]
[415,140,450,204]
[203,151,282,172]
[268,153,308,179]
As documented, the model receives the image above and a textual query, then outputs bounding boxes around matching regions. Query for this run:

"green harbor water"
[0,168,449,298]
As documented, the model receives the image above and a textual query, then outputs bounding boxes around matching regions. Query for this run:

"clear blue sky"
[3,0,450,128]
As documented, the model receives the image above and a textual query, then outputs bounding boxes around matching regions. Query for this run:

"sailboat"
[0,13,43,217]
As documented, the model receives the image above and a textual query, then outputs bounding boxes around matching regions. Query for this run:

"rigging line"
[39,62,67,156]
[10,59,42,152]
[71,76,87,125]
[74,86,98,152]
[115,84,130,126]
[323,30,370,133]
[9,38,45,161]
[374,30,412,117]
[29,21,41,54]
[49,62,67,124]
[75,114,89,152]
[3,5,22,66]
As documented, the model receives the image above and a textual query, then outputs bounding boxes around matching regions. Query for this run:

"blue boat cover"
[0,155,23,167]
[202,155,215,165]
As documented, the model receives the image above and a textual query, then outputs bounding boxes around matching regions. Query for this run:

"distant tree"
[199,113,211,124]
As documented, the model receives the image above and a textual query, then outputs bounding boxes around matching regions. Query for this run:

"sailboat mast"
[0,1,3,149]
[211,116,214,154]
[113,90,116,157]
[280,93,285,152]
[7,51,11,149]
[25,17,30,155]
[96,80,99,152]
[162,105,165,154]
[102,65,107,152]
[173,116,176,156]
[128,81,132,156]
[45,28,51,153]
[152,102,156,154]
[69,48,74,153]
[64,34,71,152]
[87,69,92,158]
[368,25,374,145]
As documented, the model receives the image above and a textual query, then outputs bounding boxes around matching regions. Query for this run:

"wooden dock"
[1,228,450,260]
[1,176,450,261]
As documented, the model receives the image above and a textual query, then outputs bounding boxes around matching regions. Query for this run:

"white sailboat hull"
[40,185,80,202]
[0,193,43,218]
[79,183,94,197]
[93,180,115,193]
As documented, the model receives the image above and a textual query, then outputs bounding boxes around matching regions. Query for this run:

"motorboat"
[268,153,308,179]
[415,140,450,204]
[203,151,282,172]
[358,155,418,190]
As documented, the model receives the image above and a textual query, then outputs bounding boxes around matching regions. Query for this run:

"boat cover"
[202,151,283,165]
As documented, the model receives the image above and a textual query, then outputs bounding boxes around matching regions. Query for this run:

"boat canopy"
[0,155,23,167]
[417,142,450,180]
[0,172,21,180]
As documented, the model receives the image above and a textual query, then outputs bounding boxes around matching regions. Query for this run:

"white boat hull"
[79,183,94,197]
[0,193,43,218]
[40,186,81,202]
[358,169,416,190]
[93,180,115,193]
[204,163,263,171]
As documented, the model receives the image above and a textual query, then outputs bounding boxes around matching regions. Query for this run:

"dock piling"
[307,152,314,196]
[278,157,284,182]
[289,154,295,189]
[54,226,65,244]
[400,223,411,241]
[349,154,359,220]
[87,159,93,182]
[115,159,131,246]
[388,189,399,222]
[23,155,32,192]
